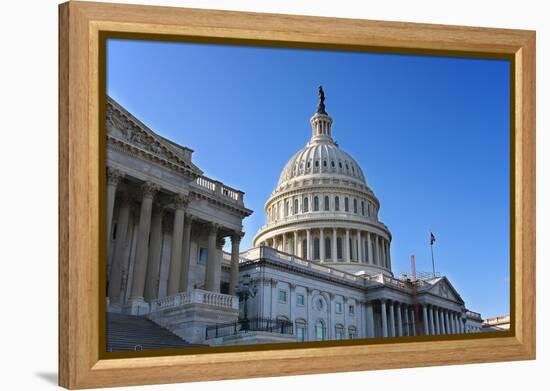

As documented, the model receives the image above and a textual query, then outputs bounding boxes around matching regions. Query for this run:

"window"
[345,197,349,212]
[331,161,335,168]
[297,294,305,306]
[307,161,311,169]
[285,201,289,217]
[353,199,358,213]
[361,201,365,216]
[349,305,355,315]
[294,199,299,214]
[337,237,343,259]
[315,160,319,167]
[279,289,287,303]
[315,298,323,311]
[335,196,340,211]
[324,196,330,211]
[348,327,357,339]
[198,248,208,265]
[315,320,326,340]
[296,320,307,342]
[339,162,343,169]
[303,197,309,212]
[313,238,320,259]
[335,302,343,313]
[349,238,354,260]
[111,223,117,240]
[302,239,307,259]
[325,237,331,259]
[313,196,319,211]
[345,163,349,170]
[323,160,327,167]
[335,324,345,340]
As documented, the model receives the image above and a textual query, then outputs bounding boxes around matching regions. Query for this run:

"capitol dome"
[253,87,393,276]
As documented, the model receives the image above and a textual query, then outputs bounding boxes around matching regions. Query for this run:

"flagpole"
[430,242,435,276]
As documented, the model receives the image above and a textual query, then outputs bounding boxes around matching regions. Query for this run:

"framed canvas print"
[58,1,536,389]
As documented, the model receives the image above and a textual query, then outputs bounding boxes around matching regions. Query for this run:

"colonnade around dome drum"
[259,226,391,270]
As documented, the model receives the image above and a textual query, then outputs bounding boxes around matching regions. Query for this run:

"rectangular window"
[297,326,306,342]
[198,248,208,264]
[297,294,305,306]
[279,289,288,303]
[349,305,355,315]
[337,238,343,259]
[335,302,342,313]
[345,197,349,212]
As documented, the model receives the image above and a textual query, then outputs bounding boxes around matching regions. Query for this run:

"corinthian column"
[320,228,325,262]
[345,228,350,262]
[108,194,131,307]
[129,182,159,312]
[332,228,337,260]
[167,194,187,296]
[144,204,164,302]
[367,232,373,264]
[106,167,124,242]
[380,300,388,338]
[306,229,311,260]
[179,214,194,292]
[230,233,242,295]
[204,223,219,291]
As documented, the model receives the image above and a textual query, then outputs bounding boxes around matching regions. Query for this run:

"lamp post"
[235,273,256,331]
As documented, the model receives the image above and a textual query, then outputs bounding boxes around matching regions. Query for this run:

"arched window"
[285,201,289,217]
[335,196,340,211]
[313,196,319,211]
[335,324,345,340]
[349,238,354,261]
[331,161,335,168]
[336,237,343,260]
[302,239,307,259]
[313,238,320,260]
[315,320,326,340]
[294,199,299,214]
[339,162,343,169]
[315,160,319,167]
[361,200,365,216]
[325,237,331,259]
[295,319,307,342]
[348,326,357,339]
[324,196,330,211]
[323,160,327,167]
[345,197,349,212]
[303,197,309,212]
[353,199,358,213]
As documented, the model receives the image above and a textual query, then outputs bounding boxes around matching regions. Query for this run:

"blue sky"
[107,39,510,318]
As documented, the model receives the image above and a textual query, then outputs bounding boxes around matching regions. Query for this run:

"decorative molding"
[106,167,124,186]
[142,181,160,198]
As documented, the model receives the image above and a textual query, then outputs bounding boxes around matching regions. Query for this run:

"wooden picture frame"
[58,1,536,389]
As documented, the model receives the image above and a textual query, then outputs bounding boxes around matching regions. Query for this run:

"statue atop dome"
[316,85,327,115]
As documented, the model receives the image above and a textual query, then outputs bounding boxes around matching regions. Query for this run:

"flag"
[430,232,436,245]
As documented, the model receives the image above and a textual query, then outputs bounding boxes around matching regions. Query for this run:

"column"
[434,307,441,335]
[345,228,350,262]
[410,307,416,336]
[387,241,392,270]
[129,182,159,310]
[179,215,193,292]
[439,309,446,335]
[144,205,163,302]
[380,300,388,338]
[428,305,435,335]
[396,302,403,336]
[229,233,241,295]
[289,284,296,323]
[204,223,219,291]
[270,279,278,319]
[328,294,334,339]
[320,228,325,262]
[445,310,451,335]
[332,228,337,261]
[403,305,410,336]
[106,167,124,242]
[375,235,380,265]
[357,231,363,263]
[367,232,373,264]
[306,229,311,260]
[166,194,187,296]
[306,288,313,340]
[366,302,375,338]
[454,313,460,334]
[422,304,429,336]
[388,301,396,337]
[293,231,298,256]
[108,194,131,305]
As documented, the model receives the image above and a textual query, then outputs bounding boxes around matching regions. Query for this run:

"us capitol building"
[105,88,484,350]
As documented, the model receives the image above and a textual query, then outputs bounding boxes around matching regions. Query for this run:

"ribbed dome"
[277,139,366,188]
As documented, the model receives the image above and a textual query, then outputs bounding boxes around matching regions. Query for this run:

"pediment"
[106,96,202,176]
[426,277,463,304]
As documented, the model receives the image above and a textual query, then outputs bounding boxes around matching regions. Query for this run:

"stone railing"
[465,310,482,321]
[150,289,239,312]
[257,211,379,232]
[194,175,244,206]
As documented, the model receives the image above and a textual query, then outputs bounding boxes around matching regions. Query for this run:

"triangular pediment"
[424,277,464,304]
[106,96,203,176]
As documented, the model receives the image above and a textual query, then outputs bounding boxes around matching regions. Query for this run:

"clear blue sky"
[107,39,510,318]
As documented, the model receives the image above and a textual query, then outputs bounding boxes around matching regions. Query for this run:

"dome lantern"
[310,86,334,143]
